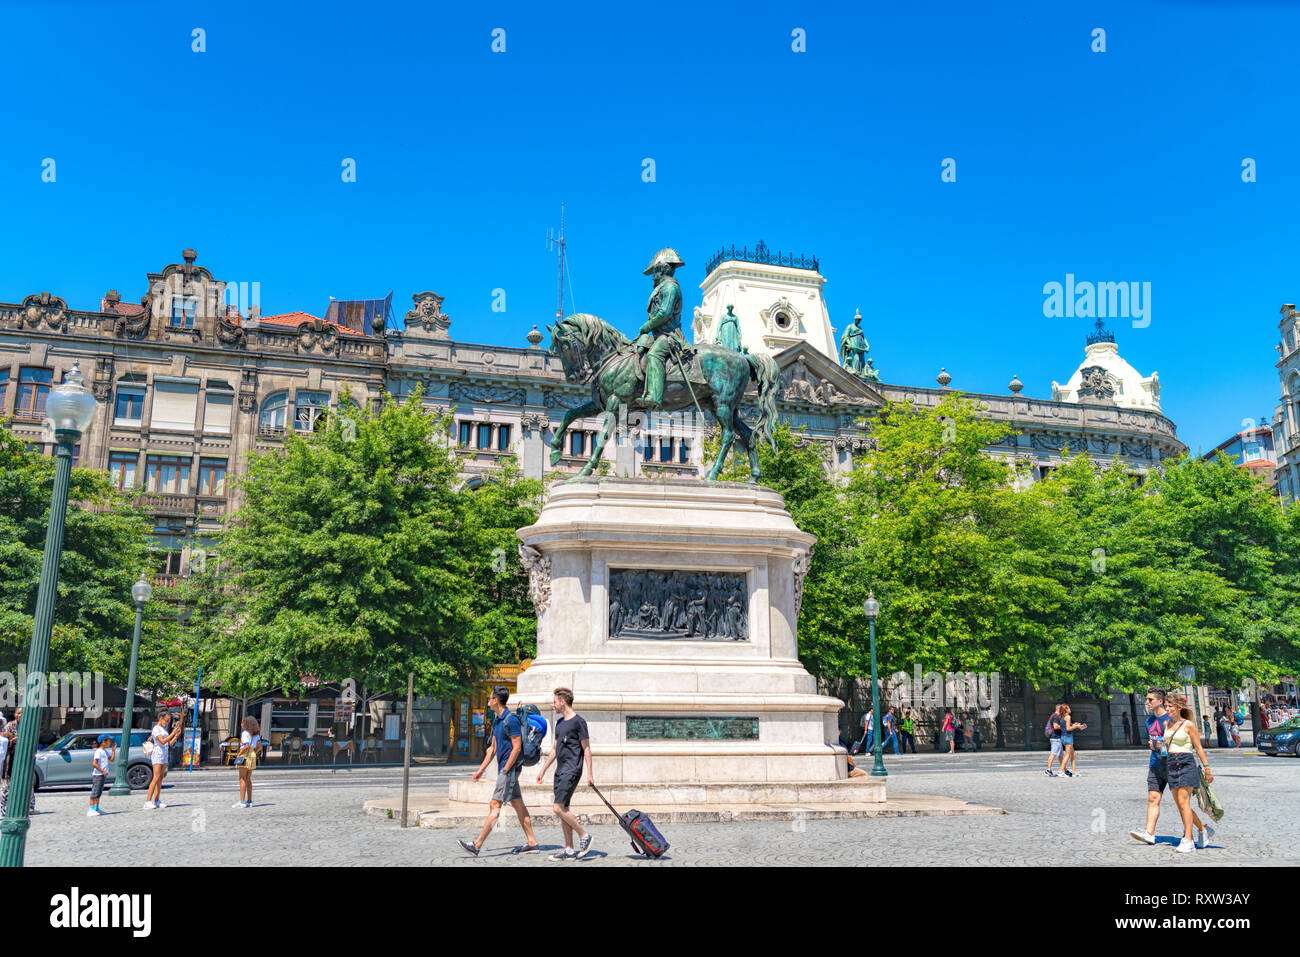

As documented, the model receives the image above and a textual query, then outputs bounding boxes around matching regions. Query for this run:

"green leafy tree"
[0,426,157,680]
[840,395,1066,683]
[190,392,541,700]
[710,422,862,679]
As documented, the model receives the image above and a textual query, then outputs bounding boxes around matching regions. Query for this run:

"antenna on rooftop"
[547,203,567,320]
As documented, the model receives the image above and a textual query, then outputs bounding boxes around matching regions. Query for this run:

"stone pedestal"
[495,477,867,803]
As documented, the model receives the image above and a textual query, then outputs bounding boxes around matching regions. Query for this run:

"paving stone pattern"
[21,750,1298,867]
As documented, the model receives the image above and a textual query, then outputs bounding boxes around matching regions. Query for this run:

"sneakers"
[87,807,104,816]
[1044,770,1058,777]
[143,800,157,810]
[153,801,167,810]
[457,839,480,857]
[232,801,252,809]
[513,844,542,855]
[1176,837,1195,853]
[1129,829,1156,845]
[1195,825,1215,849]
[548,850,577,862]
[1063,769,1073,777]
[577,833,593,859]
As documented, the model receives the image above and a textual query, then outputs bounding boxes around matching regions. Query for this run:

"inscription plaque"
[608,568,747,641]
[625,716,760,740]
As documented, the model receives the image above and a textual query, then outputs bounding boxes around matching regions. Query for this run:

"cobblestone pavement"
[21,750,1298,866]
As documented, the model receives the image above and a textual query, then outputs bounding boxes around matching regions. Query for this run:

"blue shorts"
[1049,738,1063,755]
[1061,733,1074,747]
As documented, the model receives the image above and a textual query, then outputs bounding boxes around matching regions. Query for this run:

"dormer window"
[774,312,792,331]
[171,293,198,328]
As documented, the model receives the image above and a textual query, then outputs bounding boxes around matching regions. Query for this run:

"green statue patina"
[547,248,783,482]
[716,304,745,352]
[838,309,868,376]
[636,247,687,409]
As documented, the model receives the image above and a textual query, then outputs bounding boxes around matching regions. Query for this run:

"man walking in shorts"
[1129,687,1170,845]
[459,686,540,856]
[536,687,595,861]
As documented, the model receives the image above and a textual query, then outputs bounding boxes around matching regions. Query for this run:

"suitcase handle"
[588,782,620,816]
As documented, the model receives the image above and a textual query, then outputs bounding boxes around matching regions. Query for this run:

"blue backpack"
[514,704,548,767]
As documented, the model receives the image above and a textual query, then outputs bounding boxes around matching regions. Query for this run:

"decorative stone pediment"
[296,316,341,356]
[404,291,451,339]
[18,292,68,331]
[772,341,885,409]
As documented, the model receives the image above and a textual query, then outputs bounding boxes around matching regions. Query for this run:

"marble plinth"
[494,477,858,801]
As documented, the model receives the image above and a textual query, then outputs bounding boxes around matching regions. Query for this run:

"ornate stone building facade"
[0,249,1185,579]
[1273,303,1300,501]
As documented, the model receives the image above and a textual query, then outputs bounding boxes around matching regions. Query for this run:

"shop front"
[450,662,529,764]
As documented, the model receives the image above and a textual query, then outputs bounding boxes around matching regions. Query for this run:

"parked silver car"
[34,730,153,790]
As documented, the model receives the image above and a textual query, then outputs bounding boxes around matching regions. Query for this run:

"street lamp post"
[862,591,887,778]
[110,574,152,796]
[0,362,98,867]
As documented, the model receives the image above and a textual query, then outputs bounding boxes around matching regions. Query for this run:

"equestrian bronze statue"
[547,247,782,482]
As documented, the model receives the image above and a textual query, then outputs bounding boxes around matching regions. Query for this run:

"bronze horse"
[547,313,781,481]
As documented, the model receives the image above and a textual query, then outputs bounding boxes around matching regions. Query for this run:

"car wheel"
[127,764,151,790]
[1293,742,1300,758]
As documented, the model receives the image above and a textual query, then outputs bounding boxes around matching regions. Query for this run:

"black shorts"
[1146,758,1168,794]
[552,772,579,808]
[90,775,106,800]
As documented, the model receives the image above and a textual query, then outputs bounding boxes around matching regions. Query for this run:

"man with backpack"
[536,687,595,862]
[459,686,541,856]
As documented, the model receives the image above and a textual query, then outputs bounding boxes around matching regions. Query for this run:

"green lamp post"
[0,362,98,867]
[110,573,152,796]
[862,591,887,778]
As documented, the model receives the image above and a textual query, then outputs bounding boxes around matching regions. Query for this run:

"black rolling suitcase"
[591,784,670,859]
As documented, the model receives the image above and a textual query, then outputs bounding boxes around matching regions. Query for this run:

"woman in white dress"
[144,712,181,809]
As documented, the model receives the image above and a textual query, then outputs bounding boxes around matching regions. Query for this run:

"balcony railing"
[134,492,196,517]
[704,240,819,276]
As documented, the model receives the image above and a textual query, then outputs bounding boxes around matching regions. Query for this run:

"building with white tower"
[1051,319,1161,412]
[692,241,837,360]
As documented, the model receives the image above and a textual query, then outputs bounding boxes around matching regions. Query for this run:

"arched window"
[259,392,288,430]
[295,391,330,431]
[774,311,792,331]
[1290,374,1300,437]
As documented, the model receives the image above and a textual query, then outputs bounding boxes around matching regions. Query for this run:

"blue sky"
[1,0,1296,454]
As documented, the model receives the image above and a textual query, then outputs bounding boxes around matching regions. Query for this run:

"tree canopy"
[186,392,542,700]
[715,394,1298,694]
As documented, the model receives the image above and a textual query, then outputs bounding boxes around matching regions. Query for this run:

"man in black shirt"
[536,687,594,861]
